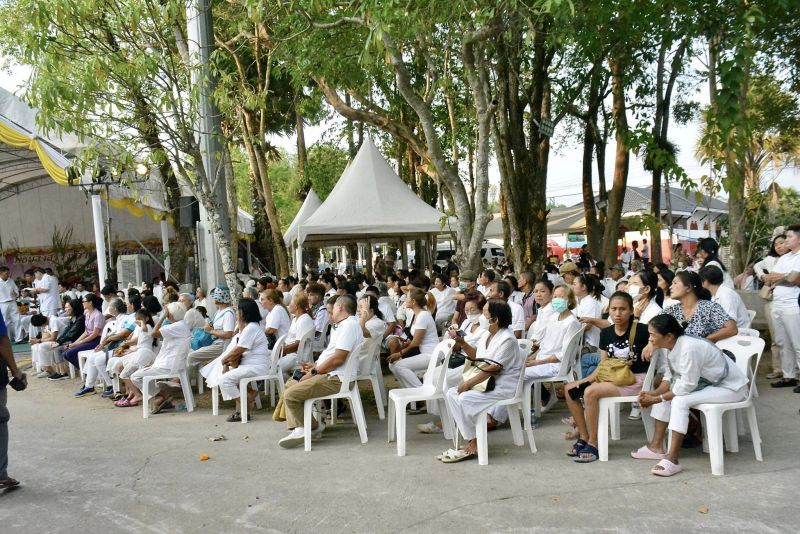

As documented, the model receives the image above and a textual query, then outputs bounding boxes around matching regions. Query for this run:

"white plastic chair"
[697,335,765,475]
[354,336,387,419]
[302,340,370,451]
[523,328,584,427]
[209,339,287,424]
[597,349,662,461]
[737,327,760,338]
[296,328,315,365]
[747,309,756,324]
[387,339,456,456]
[142,368,195,419]
[473,339,537,465]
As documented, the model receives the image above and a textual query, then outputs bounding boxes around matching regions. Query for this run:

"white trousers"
[651,385,747,434]
[0,302,19,340]
[277,353,298,378]
[389,352,432,389]
[187,343,225,372]
[771,307,800,379]
[32,343,63,367]
[423,364,464,416]
[217,364,269,401]
[130,366,173,393]
[84,350,112,388]
[445,385,513,441]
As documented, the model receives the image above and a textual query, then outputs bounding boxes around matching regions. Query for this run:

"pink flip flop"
[651,458,683,477]
[114,398,131,407]
[630,445,668,460]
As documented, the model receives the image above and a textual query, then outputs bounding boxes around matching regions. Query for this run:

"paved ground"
[1,353,798,533]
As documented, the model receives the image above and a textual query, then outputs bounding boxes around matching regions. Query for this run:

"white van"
[434,241,505,268]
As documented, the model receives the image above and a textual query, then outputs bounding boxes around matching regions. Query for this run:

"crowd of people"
[7,227,800,476]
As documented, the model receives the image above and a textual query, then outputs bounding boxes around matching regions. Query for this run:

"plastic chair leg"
[112,375,121,394]
[68,364,76,380]
[387,399,396,443]
[736,409,745,436]
[439,399,454,441]
[396,402,407,456]
[371,376,385,420]
[476,412,489,466]
[746,405,763,461]
[533,383,542,418]
[723,410,739,453]
[254,383,263,410]
[377,370,388,407]
[598,399,610,462]
[507,404,524,447]
[142,379,150,419]
[351,391,368,444]
[303,401,314,452]
[197,367,204,394]
[610,403,621,441]
[212,386,220,416]
[331,399,338,426]
[706,413,725,476]
[179,371,194,412]
[522,382,533,435]
[642,408,655,442]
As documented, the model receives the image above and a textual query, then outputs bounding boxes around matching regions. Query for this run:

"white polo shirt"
[318,315,363,380]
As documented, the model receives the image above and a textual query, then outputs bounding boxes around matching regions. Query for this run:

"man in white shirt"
[700,265,751,329]
[278,294,363,448]
[602,264,627,298]
[0,267,20,342]
[488,280,524,338]
[74,282,90,299]
[32,268,58,317]
[764,225,800,389]
[620,246,634,271]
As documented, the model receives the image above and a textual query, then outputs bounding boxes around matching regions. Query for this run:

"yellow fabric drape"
[0,119,69,184]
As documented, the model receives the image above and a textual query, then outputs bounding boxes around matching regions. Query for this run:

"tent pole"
[366,241,374,278]
[91,193,108,288]
[160,218,171,281]
[400,238,408,270]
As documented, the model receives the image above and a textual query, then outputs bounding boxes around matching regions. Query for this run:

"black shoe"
[771,378,798,388]
[793,385,800,393]
[47,373,67,381]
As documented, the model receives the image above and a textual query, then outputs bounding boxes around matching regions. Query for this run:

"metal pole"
[91,194,108,287]
[160,218,171,280]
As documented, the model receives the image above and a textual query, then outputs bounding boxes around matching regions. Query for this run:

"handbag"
[461,357,503,392]
[191,327,214,350]
[595,320,638,386]
[759,284,773,301]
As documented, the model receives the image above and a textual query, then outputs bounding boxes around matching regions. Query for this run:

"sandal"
[651,458,683,477]
[150,398,173,415]
[567,439,587,457]
[0,477,20,489]
[436,448,460,461]
[631,445,667,460]
[441,449,477,463]
[574,444,598,463]
[561,417,576,427]
[114,398,132,407]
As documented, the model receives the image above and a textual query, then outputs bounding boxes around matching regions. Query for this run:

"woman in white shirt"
[441,300,523,463]
[633,314,748,477]
[203,300,271,422]
[418,292,487,434]
[261,289,291,342]
[529,278,555,343]
[753,234,787,379]
[277,293,317,376]
[430,274,456,335]
[388,288,440,389]
[696,238,734,288]
[489,285,582,427]
[572,274,604,349]
[114,308,158,407]
[129,304,205,413]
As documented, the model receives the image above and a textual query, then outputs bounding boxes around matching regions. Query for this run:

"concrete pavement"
[1,360,798,533]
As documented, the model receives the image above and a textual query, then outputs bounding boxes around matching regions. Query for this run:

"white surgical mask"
[627,285,642,300]
[466,313,481,324]
[478,315,489,329]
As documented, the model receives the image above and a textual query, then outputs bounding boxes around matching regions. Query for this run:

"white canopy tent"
[283,188,322,277]
[0,87,253,285]
[295,138,446,274]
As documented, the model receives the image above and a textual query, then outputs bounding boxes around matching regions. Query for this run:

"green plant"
[50,225,97,284]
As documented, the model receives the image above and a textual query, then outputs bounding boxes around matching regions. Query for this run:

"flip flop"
[574,444,598,463]
[561,417,576,427]
[436,448,460,461]
[0,477,20,489]
[441,449,477,463]
[114,398,132,407]
[651,458,683,477]
[631,445,668,460]
[567,439,587,457]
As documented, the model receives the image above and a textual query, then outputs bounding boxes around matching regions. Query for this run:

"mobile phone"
[456,330,467,338]
[568,382,590,401]
[762,269,769,274]
[291,369,305,382]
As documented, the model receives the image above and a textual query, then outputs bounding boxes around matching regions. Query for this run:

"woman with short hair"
[696,237,734,288]
[430,273,456,335]
[203,300,271,421]
[632,314,748,476]
[441,299,523,463]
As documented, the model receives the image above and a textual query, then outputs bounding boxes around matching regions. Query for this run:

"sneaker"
[628,407,642,420]
[765,371,782,380]
[74,386,96,397]
[417,421,443,434]
[47,373,68,381]
[101,387,115,398]
[35,371,50,378]
[771,378,799,388]
[278,428,306,449]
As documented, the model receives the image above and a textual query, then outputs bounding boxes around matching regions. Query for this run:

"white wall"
[0,181,167,250]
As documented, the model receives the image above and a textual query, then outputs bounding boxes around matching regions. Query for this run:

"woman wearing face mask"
[529,278,555,346]
[418,292,487,434]
[488,285,581,428]
[627,271,663,324]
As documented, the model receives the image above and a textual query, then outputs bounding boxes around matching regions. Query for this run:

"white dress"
[202,322,270,400]
[445,328,522,440]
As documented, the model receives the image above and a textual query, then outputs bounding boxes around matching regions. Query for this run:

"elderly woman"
[129,304,205,413]
[440,299,522,463]
[74,298,135,398]
[202,300,270,422]
[387,288,441,390]
[418,292,487,434]
[62,294,105,373]
[277,293,317,376]
[186,286,236,379]
[43,299,85,380]
[632,314,748,476]
[564,292,651,462]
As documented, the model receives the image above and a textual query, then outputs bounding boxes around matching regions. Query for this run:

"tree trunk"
[252,143,290,276]
[296,111,309,190]
[602,55,631,267]
[223,145,239,274]
[581,122,601,257]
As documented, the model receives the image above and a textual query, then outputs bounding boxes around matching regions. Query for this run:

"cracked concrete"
[1,359,798,533]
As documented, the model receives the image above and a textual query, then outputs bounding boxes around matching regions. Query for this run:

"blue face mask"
[551,297,569,313]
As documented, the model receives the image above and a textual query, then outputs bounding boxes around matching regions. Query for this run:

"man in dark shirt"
[1,307,26,489]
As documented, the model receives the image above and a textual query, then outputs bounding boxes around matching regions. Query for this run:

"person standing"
[0,267,20,343]
[1,307,27,489]
[32,267,58,317]
[642,238,650,267]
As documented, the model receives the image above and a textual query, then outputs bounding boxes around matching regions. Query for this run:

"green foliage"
[50,225,97,284]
